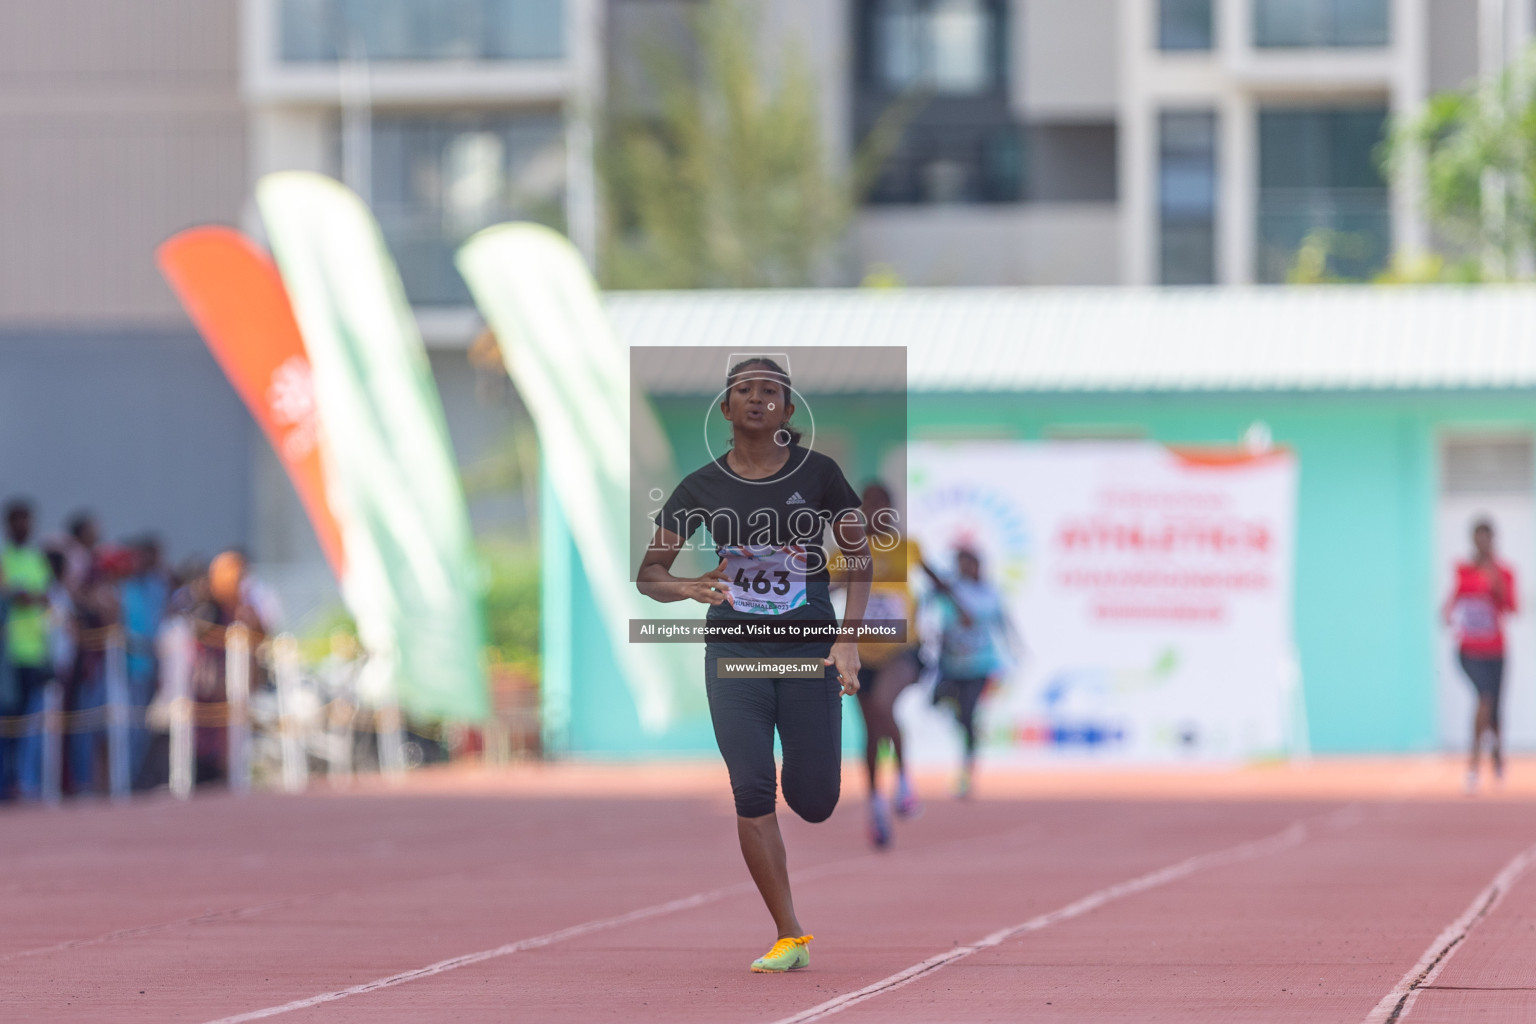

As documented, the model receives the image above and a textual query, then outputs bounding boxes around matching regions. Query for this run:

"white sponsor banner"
[899,441,1299,764]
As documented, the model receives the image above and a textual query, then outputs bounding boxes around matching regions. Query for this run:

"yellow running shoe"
[751,934,813,973]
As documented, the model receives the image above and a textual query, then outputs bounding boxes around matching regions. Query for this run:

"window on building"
[368,113,566,304]
[856,0,1020,204]
[870,0,1003,94]
[1253,0,1389,48]
[1159,111,1218,285]
[1159,0,1214,51]
[280,0,564,62]
[1257,106,1389,283]
[1443,437,1535,495]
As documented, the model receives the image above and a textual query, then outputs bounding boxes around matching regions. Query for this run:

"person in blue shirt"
[120,536,170,787]
[922,547,1018,798]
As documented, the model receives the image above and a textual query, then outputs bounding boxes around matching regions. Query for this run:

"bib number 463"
[735,568,791,596]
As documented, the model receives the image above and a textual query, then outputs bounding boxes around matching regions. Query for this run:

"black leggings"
[704,646,843,821]
[1460,652,1505,726]
[936,676,988,757]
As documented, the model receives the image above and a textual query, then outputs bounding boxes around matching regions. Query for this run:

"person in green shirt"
[2,499,51,800]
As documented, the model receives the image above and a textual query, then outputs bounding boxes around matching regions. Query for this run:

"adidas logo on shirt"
[785,491,806,505]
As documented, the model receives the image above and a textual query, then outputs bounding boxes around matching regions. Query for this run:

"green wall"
[545,389,1536,757]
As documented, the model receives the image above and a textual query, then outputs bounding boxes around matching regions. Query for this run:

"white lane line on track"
[1360,840,1536,1024]
[767,818,1314,1024]
[200,881,756,1024]
[197,821,1038,1024]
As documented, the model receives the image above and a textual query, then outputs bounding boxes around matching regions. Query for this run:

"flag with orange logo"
[156,226,345,576]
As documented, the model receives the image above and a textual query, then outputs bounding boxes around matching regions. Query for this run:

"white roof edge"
[604,286,1536,393]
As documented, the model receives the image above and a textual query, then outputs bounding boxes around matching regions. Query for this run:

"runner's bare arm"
[918,553,959,601]
[825,511,871,695]
[636,527,730,606]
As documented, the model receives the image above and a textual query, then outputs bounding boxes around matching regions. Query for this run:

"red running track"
[4,761,1536,1023]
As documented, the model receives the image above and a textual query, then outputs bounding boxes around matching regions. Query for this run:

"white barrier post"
[158,617,195,799]
[377,687,406,780]
[168,698,193,799]
[225,623,250,794]
[329,650,354,783]
[323,636,354,784]
[104,628,131,802]
[40,680,62,807]
[273,634,308,793]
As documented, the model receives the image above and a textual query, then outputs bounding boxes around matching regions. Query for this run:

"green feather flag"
[457,223,697,732]
[258,171,489,722]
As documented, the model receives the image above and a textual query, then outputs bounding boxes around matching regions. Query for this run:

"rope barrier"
[0,695,394,737]
[70,626,161,654]
[0,618,521,800]
[0,703,148,738]
[61,621,268,654]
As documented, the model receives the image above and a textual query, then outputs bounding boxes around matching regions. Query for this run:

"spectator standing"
[66,544,130,794]
[61,512,99,594]
[189,550,272,783]
[1,500,51,801]
[120,536,170,787]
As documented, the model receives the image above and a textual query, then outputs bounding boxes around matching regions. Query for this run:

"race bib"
[720,545,809,615]
[1456,596,1499,638]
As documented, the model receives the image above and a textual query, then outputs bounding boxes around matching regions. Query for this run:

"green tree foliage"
[1384,49,1536,280]
[600,0,897,288]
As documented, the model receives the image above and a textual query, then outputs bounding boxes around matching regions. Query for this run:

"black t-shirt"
[656,445,862,622]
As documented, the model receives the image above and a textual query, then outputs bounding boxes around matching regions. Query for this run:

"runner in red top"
[1443,519,1517,792]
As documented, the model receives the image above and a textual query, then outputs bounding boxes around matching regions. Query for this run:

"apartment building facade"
[243,0,1520,297]
[839,0,1509,286]
[0,0,1524,605]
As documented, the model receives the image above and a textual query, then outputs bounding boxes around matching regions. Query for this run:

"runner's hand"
[683,561,733,606]
[824,640,860,696]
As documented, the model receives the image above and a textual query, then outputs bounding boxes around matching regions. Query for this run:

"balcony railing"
[279,0,564,62]
[1256,189,1389,282]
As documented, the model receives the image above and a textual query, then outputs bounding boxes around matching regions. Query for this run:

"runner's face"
[1475,526,1495,560]
[862,485,892,513]
[6,510,28,544]
[958,552,981,580]
[722,374,793,437]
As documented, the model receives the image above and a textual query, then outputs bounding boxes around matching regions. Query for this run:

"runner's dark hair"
[725,357,802,447]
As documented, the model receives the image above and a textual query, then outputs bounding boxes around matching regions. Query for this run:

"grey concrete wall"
[0,330,252,561]
[1427,0,1479,94]
[0,0,245,327]
[761,0,851,174]
[856,203,1121,285]
[1017,0,1119,121]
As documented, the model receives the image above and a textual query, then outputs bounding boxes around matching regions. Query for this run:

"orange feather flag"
[156,226,345,576]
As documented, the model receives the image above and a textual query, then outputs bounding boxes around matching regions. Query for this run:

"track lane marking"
[196,816,1068,1023]
[768,817,1318,1024]
[200,880,757,1024]
[1360,840,1536,1024]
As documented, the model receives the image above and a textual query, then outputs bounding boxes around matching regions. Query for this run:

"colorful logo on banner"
[156,227,345,576]
[903,441,1298,764]
[907,471,1033,593]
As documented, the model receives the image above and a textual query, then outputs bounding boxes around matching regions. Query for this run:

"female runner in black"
[637,357,871,973]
